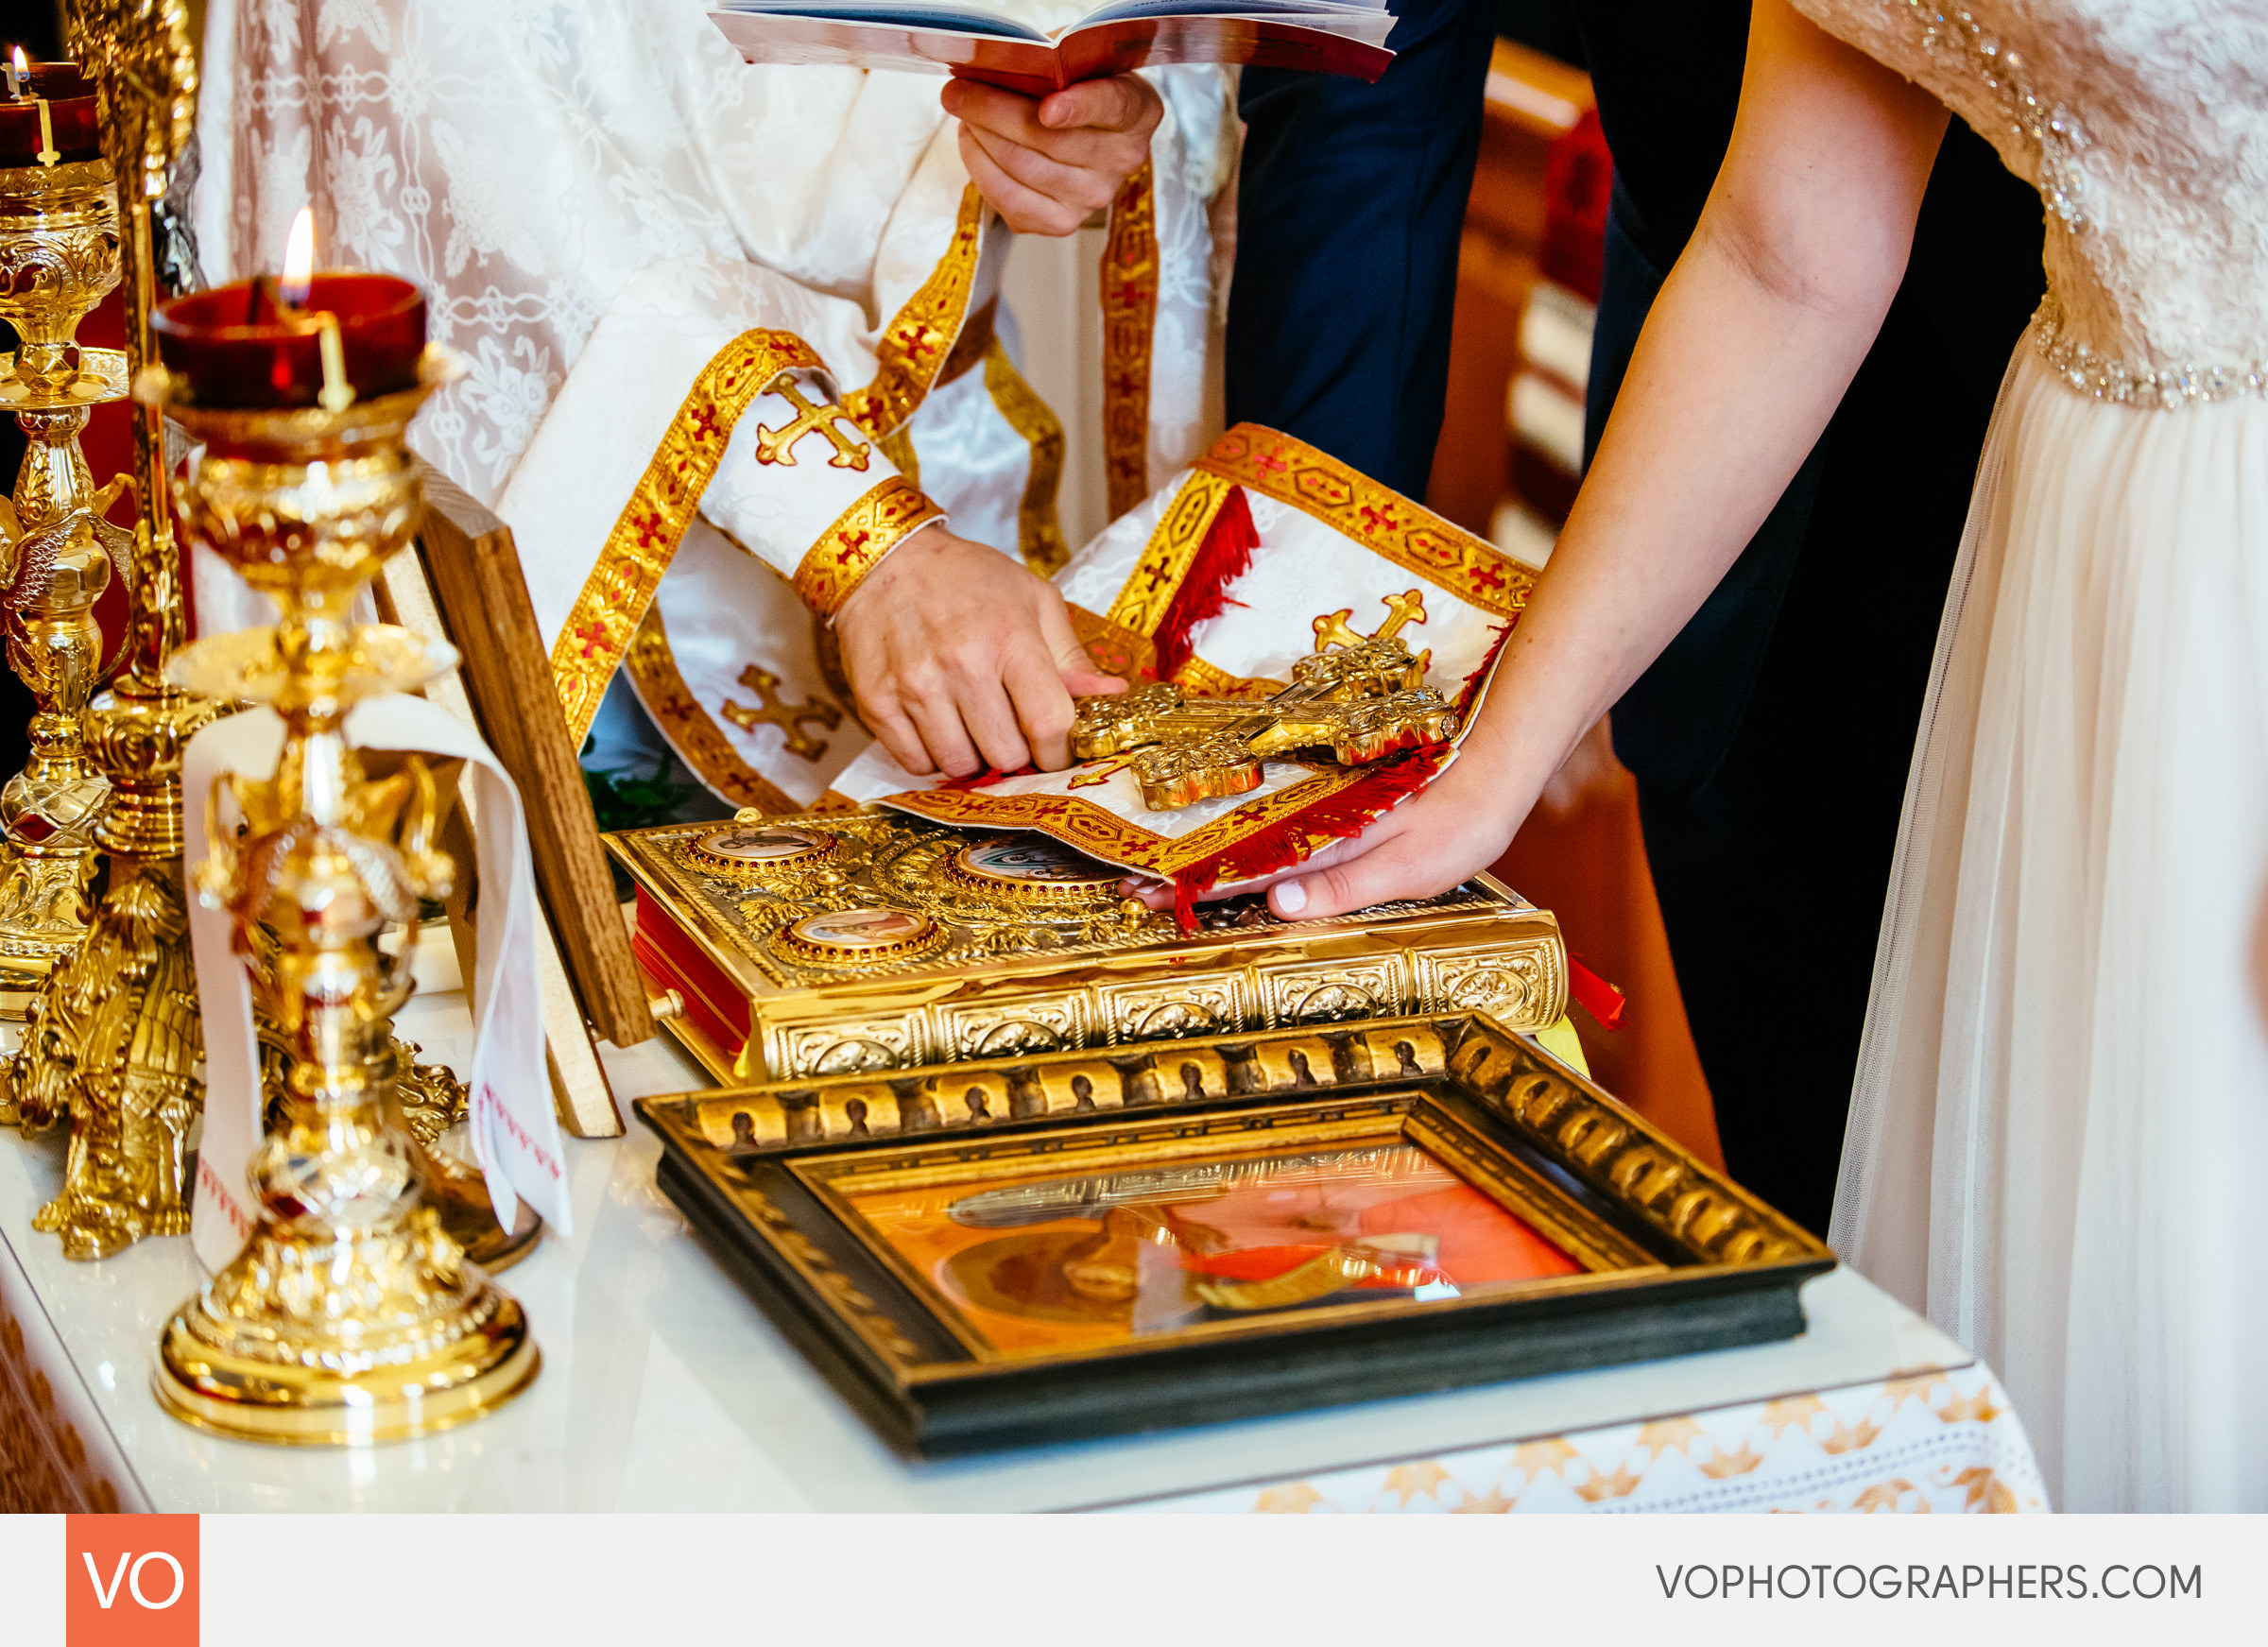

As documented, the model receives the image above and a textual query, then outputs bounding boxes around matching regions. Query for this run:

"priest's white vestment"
[193,0,1237,807]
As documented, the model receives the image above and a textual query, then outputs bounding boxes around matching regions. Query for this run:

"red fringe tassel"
[1152,485,1258,679]
[1454,620,1515,718]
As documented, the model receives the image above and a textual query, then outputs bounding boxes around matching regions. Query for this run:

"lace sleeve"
[1780,0,2040,194]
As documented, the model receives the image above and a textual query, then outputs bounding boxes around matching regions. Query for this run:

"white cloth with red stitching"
[183,695,567,1274]
[832,456,1522,884]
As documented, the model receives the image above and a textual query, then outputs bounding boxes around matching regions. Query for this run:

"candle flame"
[280,206,317,308]
[9,46,26,94]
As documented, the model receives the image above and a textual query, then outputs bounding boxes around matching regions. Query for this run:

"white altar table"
[0,939,2048,1515]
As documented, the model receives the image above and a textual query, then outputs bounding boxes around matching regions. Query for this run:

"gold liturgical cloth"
[608,810,1567,1084]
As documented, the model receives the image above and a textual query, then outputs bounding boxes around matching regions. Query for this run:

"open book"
[708,0,1395,94]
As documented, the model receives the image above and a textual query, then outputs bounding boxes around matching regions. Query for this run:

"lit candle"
[151,207,427,419]
[0,52,101,168]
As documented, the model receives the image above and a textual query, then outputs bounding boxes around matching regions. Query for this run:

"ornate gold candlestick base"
[149,356,539,1444]
[154,1149,541,1446]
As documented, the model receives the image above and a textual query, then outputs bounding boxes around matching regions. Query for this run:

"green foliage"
[581,738,703,836]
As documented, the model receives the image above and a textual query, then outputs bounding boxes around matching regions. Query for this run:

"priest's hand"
[835,524,1125,777]
[943,75,1163,236]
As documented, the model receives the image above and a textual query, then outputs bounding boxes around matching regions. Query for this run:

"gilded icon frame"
[639,1012,1833,1456]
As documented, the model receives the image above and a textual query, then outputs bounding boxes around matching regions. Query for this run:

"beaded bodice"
[1792,0,2268,406]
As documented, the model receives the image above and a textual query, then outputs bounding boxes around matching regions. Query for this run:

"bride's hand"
[1125,750,1534,921]
[944,75,1163,236]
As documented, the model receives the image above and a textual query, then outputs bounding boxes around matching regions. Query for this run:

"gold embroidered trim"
[887,763,1380,878]
[982,336,1069,575]
[844,184,988,440]
[1101,161,1159,521]
[791,476,945,616]
[623,609,804,816]
[1103,468,1237,638]
[1196,425,1535,622]
[549,328,824,742]
[1068,603,1155,681]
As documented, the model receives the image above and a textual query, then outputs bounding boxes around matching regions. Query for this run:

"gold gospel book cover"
[606,809,1568,1083]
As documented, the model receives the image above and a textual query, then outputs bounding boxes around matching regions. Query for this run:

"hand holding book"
[707,0,1395,94]
[945,75,1160,234]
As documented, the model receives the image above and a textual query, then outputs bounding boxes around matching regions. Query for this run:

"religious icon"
[696,824,833,864]
[643,1014,1834,1452]
[836,1136,1584,1358]
[795,907,930,946]
[773,903,945,968]
[953,837,1116,885]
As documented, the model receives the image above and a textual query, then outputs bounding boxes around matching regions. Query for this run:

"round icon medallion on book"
[773,906,948,968]
[942,836,1121,903]
[687,823,841,881]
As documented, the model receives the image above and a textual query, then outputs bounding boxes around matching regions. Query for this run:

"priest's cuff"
[791,476,946,617]
[695,369,946,616]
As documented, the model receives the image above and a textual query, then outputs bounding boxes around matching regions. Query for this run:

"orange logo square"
[65,1515,198,1647]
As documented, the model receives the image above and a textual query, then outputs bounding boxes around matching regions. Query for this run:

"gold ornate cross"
[1313,587,1434,681]
[722,664,844,761]
[753,378,872,471]
[1068,592,1456,811]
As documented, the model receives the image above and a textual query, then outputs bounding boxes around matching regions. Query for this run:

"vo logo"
[66,1515,198,1647]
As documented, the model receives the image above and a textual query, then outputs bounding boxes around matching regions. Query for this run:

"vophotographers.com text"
[1658,1563,2203,1602]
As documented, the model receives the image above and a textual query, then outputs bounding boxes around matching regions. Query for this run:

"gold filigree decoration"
[753,379,871,471]
[623,608,804,815]
[885,756,1399,877]
[1068,610,1456,811]
[548,329,824,744]
[1103,468,1237,638]
[789,475,943,616]
[843,185,988,440]
[1100,161,1158,520]
[62,0,196,203]
[721,663,843,761]
[9,867,202,1259]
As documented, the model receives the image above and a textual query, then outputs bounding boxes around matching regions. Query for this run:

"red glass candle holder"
[0,62,102,169]
[152,271,427,412]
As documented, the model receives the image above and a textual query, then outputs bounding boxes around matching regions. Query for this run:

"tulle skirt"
[1833,342,2268,1512]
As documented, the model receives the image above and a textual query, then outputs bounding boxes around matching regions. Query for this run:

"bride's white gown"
[1801,0,2268,1510]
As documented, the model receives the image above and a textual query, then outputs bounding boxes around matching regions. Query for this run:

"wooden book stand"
[375,460,659,1138]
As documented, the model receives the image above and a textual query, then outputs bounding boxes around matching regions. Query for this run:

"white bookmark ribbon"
[184,693,571,1274]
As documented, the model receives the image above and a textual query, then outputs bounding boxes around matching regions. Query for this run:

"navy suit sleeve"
[1227,0,1500,499]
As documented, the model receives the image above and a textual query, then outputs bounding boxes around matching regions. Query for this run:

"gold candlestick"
[149,352,539,1445]
[0,154,126,1021]
[5,0,218,1255]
